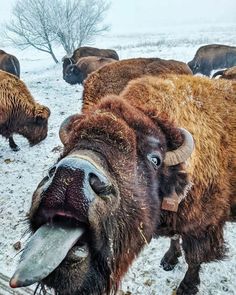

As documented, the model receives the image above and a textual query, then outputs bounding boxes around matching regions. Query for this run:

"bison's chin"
[42,248,91,295]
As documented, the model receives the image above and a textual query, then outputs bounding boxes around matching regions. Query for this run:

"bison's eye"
[147,153,162,168]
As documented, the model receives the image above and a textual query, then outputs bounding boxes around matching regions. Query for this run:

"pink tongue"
[10,223,84,288]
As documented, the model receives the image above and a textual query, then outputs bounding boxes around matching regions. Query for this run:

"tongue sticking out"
[10,223,84,288]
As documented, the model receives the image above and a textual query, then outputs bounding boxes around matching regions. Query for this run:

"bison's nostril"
[89,173,113,197]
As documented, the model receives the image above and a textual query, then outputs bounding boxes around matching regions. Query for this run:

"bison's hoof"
[12,146,20,152]
[160,256,179,271]
[176,281,199,295]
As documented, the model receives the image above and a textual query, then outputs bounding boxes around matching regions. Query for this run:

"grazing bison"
[188,44,236,76]
[62,46,119,80]
[0,71,50,151]
[82,57,192,109]
[212,65,236,80]
[64,56,116,85]
[0,49,20,77]
[10,74,236,295]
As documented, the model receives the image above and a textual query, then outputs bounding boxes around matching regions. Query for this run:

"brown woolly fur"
[0,70,50,150]
[0,49,20,77]
[82,57,192,110]
[29,74,235,295]
[120,74,236,223]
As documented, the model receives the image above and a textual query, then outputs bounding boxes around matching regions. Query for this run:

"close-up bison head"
[19,105,51,146]
[11,97,193,295]
[64,64,84,85]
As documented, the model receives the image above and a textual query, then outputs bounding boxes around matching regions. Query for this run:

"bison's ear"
[59,114,83,145]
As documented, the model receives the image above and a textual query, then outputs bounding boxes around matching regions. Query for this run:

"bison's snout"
[58,153,114,201]
[32,151,117,228]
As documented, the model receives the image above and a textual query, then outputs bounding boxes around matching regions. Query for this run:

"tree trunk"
[50,50,59,63]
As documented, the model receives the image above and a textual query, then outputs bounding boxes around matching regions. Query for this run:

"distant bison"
[64,56,117,85]
[62,46,119,80]
[10,74,236,295]
[0,71,50,151]
[0,49,20,78]
[82,57,192,109]
[188,44,236,76]
[212,65,236,80]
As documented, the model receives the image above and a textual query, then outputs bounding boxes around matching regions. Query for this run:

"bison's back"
[72,46,119,61]
[195,44,236,57]
[82,58,192,110]
[0,70,35,122]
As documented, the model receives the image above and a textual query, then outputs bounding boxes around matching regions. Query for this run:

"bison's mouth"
[10,211,91,289]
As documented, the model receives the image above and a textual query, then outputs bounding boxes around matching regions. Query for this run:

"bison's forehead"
[68,111,136,155]
[66,97,163,154]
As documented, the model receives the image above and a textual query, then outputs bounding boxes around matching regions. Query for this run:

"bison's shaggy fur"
[0,70,50,151]
[27,75,235,295]
[0,49,20,77]
[82,57,192,110]
[63,56,117,85]
[212,65,236,80]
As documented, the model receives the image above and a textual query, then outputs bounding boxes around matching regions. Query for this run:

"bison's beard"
[42,253,112,295]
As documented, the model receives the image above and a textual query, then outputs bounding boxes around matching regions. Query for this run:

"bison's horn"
[62,54,73,61]
[164,128,194,166]
[59,114,78,145]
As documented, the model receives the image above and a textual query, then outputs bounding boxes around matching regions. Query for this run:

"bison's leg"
[160,236,182,271]
[176,263,200,295]
[9,136,20,151]
[177,225,226,295]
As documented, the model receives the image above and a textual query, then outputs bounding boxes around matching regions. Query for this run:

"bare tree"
[4,0,110,63]
[50,0,110,54]
[5,0,59,63]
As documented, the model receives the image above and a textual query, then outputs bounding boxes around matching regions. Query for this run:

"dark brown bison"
[0,71,50,151]
[212,65,236,80]
[10,74,236,295]
[0,49,20,77]
[188,44,236,76]
[62,46,119,80]
[64,56,116,85]
[82,57,192,109]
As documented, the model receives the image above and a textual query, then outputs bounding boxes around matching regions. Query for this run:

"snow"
[0,23,236,295]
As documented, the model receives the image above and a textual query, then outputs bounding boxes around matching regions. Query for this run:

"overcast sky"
[0,0,236,34]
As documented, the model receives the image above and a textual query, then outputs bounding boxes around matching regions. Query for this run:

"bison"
[0,70,50,151]
[188,44,236,76]
[212,65,236,80]
[0,49,20,78]
[62,46,119,80]
[10,74,236,295]
[82,57,192,109]
[63,56,117,85]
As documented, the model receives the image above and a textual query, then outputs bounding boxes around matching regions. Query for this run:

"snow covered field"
[0,23,236,294]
